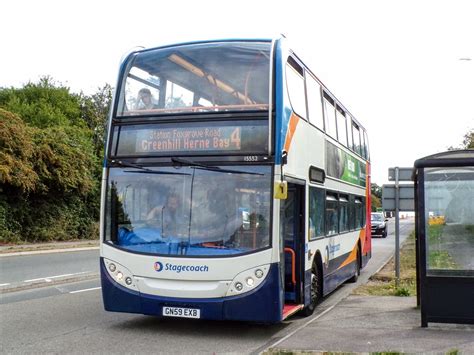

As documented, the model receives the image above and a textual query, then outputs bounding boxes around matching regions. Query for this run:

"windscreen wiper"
[109,159,191,176]
[171,157,263,176]
[109,159,153,171]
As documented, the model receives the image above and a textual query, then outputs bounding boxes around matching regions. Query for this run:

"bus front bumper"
[100,258,282,323]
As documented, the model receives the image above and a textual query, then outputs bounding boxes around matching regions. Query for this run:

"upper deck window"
[286,57,307,119]
[323,94,337,139]
[116,42,271,117]
[352,123,362,156]
[306,74,324,130]
[336,106,348,147]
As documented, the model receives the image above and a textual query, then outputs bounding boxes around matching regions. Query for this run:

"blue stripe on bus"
[274,41,293,165]
[100,258,283,323]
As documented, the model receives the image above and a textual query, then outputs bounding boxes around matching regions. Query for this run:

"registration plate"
[162,306,200,319]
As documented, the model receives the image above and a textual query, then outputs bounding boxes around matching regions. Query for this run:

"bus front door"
[280,182,306,318]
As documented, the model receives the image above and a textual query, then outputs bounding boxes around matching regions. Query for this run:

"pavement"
[2,238,474,354]
[0,239,99,255]
[267,295,474,354]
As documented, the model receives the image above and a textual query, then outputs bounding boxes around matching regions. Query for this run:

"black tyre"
[383,227,388,238]
[347,246,361,283]
[302,263,322,316]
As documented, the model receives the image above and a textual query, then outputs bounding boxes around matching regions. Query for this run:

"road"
[1,218,413,354]
[0,249,99,289]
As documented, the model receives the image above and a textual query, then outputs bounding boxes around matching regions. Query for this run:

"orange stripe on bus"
[337,231,364,271]
[283,113,300,153]
[337,242,358,270]
[359,228,366,251]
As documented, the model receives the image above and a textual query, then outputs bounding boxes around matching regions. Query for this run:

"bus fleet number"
[244,156,258,162]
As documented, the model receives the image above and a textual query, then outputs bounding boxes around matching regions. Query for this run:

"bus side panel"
[323,262,358,296]
[101,259,283,323]
[321,249,354,296]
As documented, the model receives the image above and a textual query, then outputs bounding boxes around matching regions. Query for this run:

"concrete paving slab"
[270,296,474,354]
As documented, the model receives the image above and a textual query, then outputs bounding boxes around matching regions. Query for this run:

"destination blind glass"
[111,121,268,156]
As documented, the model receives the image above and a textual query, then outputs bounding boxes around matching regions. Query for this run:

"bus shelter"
[414,150,474,327]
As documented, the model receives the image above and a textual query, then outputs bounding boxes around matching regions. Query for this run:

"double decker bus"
[101,38,371,323]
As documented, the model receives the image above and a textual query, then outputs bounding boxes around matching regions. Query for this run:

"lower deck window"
[310,188,366,239]
[326,194,338,236]
[309,187,325,239]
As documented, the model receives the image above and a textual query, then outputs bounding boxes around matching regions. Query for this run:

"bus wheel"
[302,263,322,316]
[347,245,361,283]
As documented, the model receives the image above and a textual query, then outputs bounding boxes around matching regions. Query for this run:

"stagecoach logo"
[154,261,164,272]
[154,261,210,273]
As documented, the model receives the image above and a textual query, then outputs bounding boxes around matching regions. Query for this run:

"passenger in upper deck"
[136,88,158,110]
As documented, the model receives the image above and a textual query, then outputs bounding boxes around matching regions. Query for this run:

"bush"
[0,79,106,244]
[394,287,411,297]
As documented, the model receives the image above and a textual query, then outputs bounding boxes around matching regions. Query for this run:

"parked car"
[371,212,388,238]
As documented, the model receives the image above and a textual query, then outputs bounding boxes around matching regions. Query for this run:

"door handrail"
[284,247,296,285]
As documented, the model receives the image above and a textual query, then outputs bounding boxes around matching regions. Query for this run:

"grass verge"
[353,231,417,296]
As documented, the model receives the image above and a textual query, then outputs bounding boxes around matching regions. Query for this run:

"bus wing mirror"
[281,151,288,166]
[274,181,288,199]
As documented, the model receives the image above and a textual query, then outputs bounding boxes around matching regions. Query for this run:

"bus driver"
[146,193,185,237]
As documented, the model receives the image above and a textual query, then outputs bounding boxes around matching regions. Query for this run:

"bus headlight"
[226,265,270,296]
[103,258,138,291]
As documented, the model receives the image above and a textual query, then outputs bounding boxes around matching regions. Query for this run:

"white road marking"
[70,287,101,294]
[24,272,88,283]
[0,283,11,287]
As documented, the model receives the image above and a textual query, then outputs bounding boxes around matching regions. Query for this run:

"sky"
[1,0,473,185]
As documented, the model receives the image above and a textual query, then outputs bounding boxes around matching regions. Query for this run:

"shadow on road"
[108,314,288,338]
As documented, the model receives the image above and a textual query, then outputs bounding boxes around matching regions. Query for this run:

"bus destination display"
[113,121,268,156]
[137,126,241,153]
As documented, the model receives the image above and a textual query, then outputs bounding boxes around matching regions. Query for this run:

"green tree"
[462,129,473,149]
[0,109,38,192]
[79,84,112,157]
[371,194,382,212]
[371,183,382,212]
[0,79,104,243]
[371,183,382,198]
[0,76,84,129]
[448,128,473,150]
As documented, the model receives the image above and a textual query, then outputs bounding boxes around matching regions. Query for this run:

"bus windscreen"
[104,165,271,257]
[116,41,271,116]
